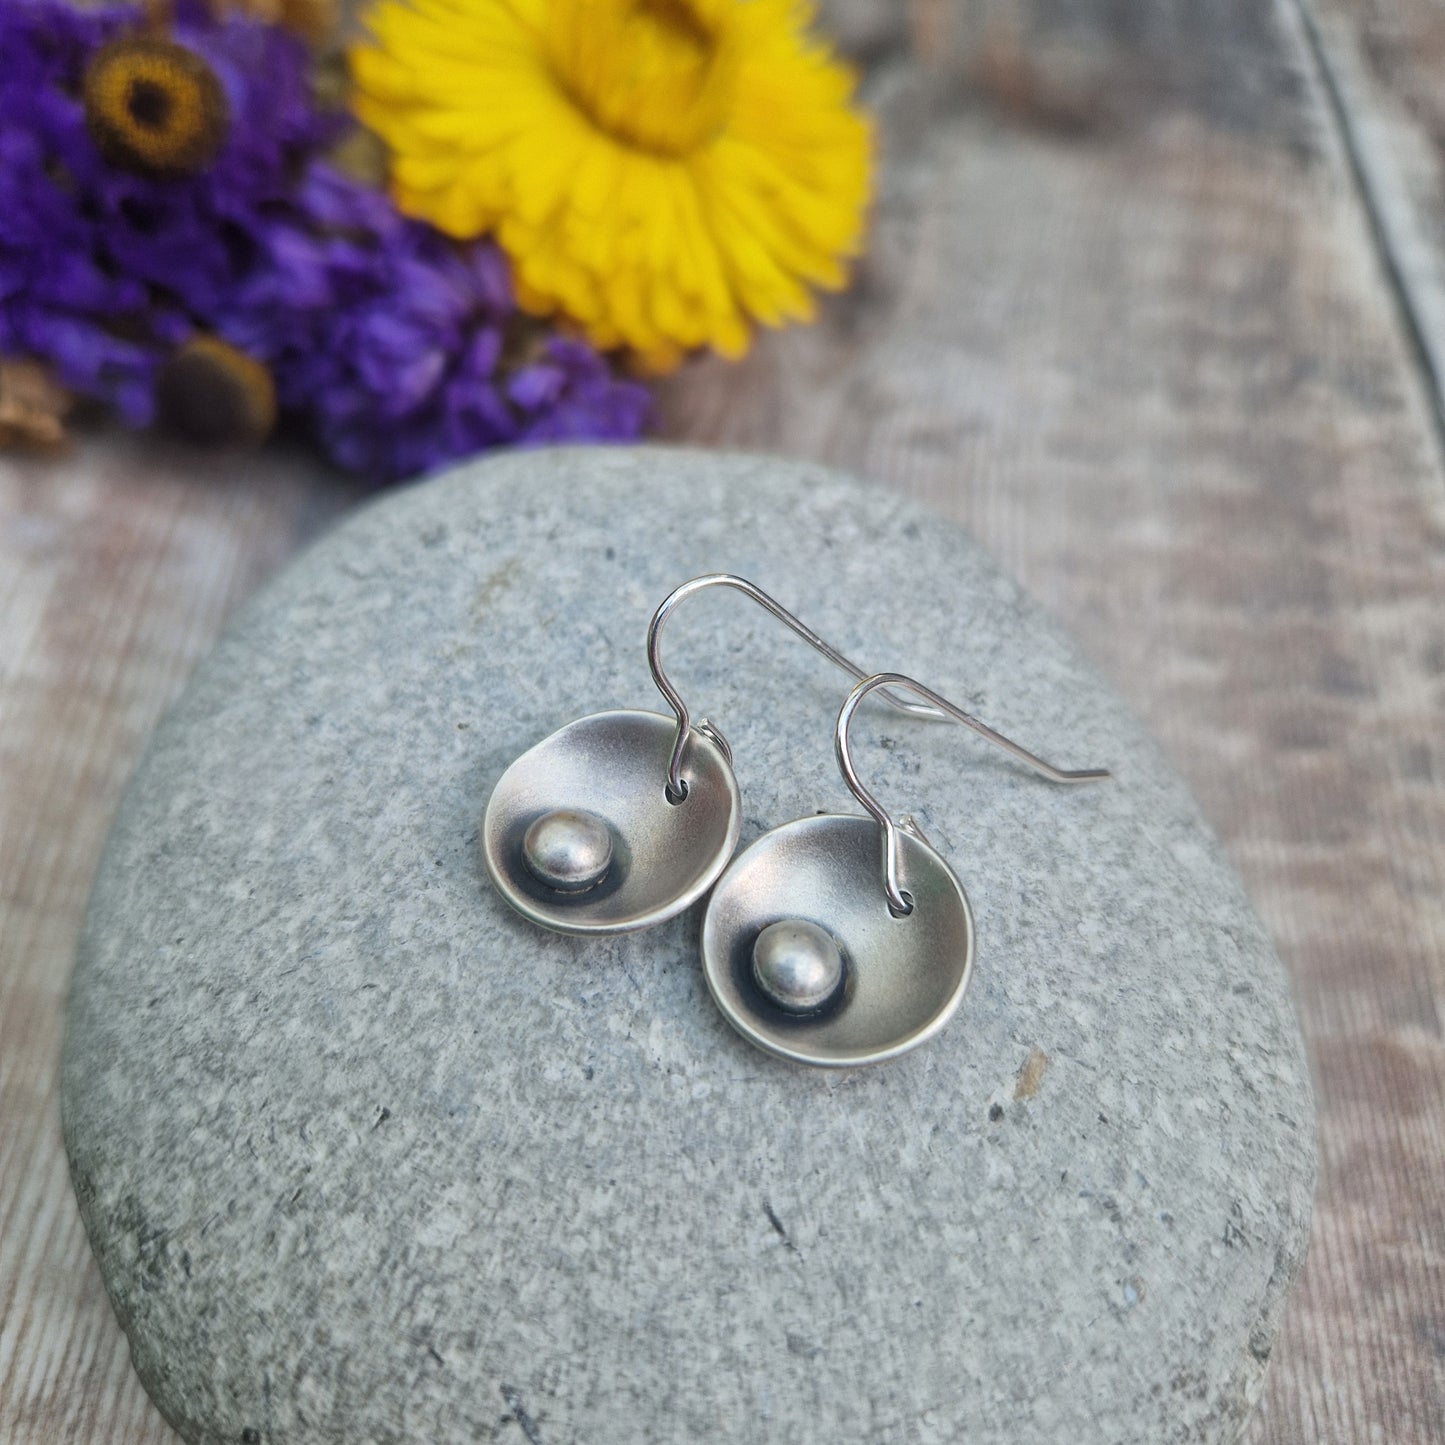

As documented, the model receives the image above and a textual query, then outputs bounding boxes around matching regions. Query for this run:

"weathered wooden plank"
[1294,0,1445,459]
[3,0,1444,1440]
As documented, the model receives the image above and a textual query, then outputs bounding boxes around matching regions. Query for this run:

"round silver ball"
[522,808,614,893]
[751,919,846,1015]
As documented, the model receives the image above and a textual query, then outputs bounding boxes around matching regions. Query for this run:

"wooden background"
[2,0,1443,1439]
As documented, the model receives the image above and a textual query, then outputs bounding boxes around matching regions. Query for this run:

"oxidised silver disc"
[483,710,740,935]
[701,815,974,1067]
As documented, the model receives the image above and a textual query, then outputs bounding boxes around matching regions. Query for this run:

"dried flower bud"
[0,359,72,452]
[83,35,229,175]
[155,337,276,449]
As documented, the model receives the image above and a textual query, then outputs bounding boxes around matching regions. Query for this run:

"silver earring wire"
[647,575,949,803]
[836,672,1112,916]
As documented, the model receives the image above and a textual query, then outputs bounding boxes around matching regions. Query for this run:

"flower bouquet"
[0,0,872,481]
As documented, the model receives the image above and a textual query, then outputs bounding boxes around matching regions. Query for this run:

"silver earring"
[700,671,1110,1067]
[482,579,943,936]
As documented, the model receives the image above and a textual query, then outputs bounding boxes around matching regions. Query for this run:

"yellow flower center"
[545,0,738,157]
[83,36,229,176]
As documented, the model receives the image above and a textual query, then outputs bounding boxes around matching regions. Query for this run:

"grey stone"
[63,447,1315,1445]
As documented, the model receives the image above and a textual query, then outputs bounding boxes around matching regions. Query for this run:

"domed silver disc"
[522,808,614,892]
[483,710,740,935]
[701,815,974,1067]
[751,919,847,1015]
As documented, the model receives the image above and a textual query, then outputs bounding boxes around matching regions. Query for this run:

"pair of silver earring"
[482,575,1109,1068]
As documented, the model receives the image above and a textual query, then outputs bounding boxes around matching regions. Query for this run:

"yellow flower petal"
[349,0,872,367]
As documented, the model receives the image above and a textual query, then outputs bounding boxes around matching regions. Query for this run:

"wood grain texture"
[2,0,1444,1440]
[1295,0,1445,453]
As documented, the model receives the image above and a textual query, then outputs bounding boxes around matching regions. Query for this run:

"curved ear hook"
[836,671,1112,916]
[648,575,948,803]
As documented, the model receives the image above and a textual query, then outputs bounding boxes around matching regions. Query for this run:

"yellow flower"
[351,0,872,369]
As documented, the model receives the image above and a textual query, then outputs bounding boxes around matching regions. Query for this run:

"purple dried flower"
[0,0,650,477]
[0,0,331,419]
[219,171,649,481]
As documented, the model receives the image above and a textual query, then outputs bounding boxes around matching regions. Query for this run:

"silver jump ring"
[647,575,947,803]
[836,672,1112,915]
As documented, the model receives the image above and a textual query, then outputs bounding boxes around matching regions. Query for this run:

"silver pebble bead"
[522,808,614,893]
[752,919,846,1015]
